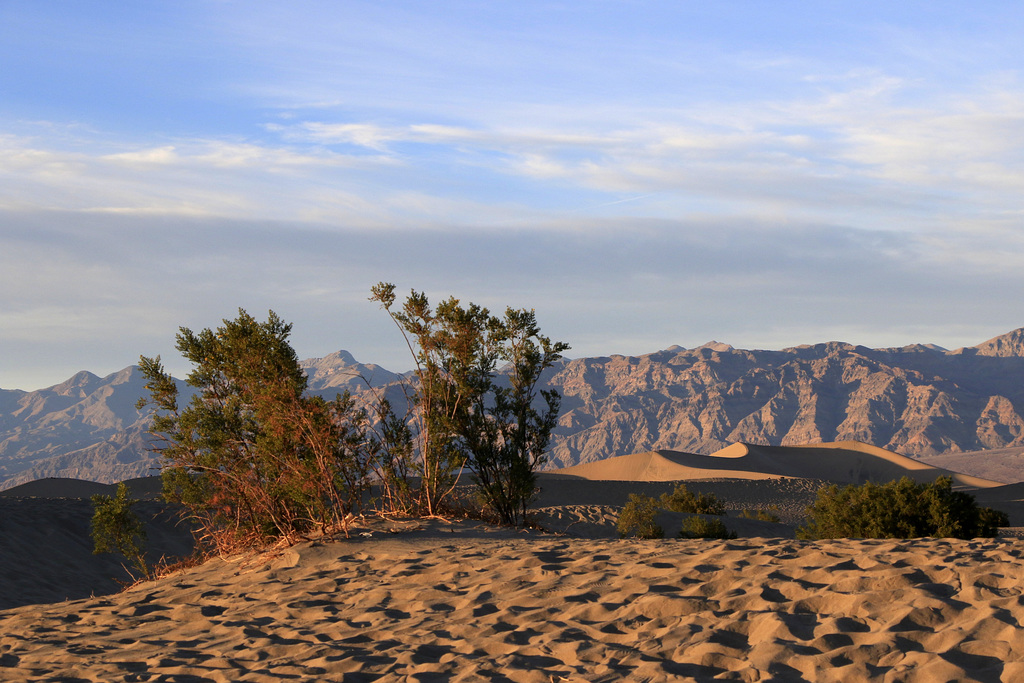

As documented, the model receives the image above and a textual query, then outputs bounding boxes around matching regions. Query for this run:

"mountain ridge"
[542,327,1024,468]
[4,328,1024,488]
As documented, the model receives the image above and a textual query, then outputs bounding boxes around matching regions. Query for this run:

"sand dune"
[0,476,819,610]
[550,449,786,481]
[5,441,1024,681]
[0,475,166,500]
[3,521,1024,682]
[923,447,1024,484]
[0,496,194,610]
[553,440,1006,488]
[3,444,1019,612]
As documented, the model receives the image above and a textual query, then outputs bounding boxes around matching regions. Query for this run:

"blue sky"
[3,1,1024,390]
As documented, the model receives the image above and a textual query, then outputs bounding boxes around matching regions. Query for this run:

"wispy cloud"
[3,1,1024,390]
[3,67,1024,241]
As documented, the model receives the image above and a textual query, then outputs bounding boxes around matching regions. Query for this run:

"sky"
[3,1,1024,391]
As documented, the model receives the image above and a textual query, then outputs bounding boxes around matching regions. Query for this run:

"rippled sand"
[3,518,1024,682]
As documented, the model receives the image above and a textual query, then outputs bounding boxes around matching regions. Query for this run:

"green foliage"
[369,284,476,516]
[618,485,743,540]
[659,484,726,515]
[370,283,569,526]
[617,493,664,539]
[979,506,1011,535]
[91,482,149,580]
[464,307,569,527]
[678,515,737,540]
[137,309,373,551]
[366,395,417,515]
[797,476,1008,540]
[739,508,781,523]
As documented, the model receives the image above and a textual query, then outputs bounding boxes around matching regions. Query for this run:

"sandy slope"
[6,441,1024,611]
[0,497,194,610]
[553,441,1005,488]
[0,477,813,611]
[3,522,1024,682]
[923,447,1024,485]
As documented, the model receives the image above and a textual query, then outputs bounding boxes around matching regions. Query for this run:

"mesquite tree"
[137,309,373,551]
[466,307,568,526]
[371,283,568,525]
[91,482,150,580]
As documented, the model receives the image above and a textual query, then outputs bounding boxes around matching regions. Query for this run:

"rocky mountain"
[4,329,1024,488]
[300,350,403,395]
[0,367,167,489]
[543,330,1024,467]
[0,353,399,490]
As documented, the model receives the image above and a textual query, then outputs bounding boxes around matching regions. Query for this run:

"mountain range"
[4,330,1024,489]
[543,329,1024,468]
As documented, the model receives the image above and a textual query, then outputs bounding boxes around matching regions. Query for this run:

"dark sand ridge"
[0,475,165,500]
[548,440,1024,526]
[543,440,1024,538]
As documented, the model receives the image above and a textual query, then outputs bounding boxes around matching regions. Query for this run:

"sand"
[0,496,194,610]
[556,442,1006,489]
[3,521,1024,682]
[5,441,1024,681]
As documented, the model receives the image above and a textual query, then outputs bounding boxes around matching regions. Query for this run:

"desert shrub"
[678,515,737,539]
[979,506,1011,535]
[91,482,150,580]
[138,310,374,552]
[739,508,781,523]
[617,493,664,539]
[659,484,726,515]
[797,476,1008,540]
[370,283,569,526]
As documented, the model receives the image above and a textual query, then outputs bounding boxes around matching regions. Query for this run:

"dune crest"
[552,440,1006,488]
[549,448,783,482]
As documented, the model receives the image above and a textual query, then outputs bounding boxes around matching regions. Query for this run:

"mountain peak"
[51,371,101,396]
[299,351,401,392]
[972,328,1024,358]
[300,350,358,367]
[696,341,734,353]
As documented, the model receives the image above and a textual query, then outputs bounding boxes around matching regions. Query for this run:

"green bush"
[91,482,149,580]
[797,476,1008,540]
[617,493,664,539]
[678,515,737,539]
[371,283,569,527]
[138,310,375,552]
[980,505,1011,532]
[739,508,781,523]
[659,484,726,515]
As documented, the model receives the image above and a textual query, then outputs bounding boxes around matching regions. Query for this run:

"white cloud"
[5,69,1024,239]
[102,146,180,165]
[4,207,1024,391]
[0,133,403,221]
[296,123,397,151]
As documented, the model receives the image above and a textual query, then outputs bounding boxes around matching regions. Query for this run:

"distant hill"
[5,328,1024,488]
